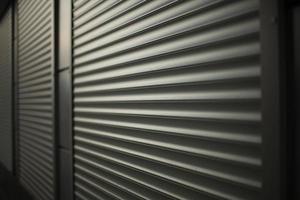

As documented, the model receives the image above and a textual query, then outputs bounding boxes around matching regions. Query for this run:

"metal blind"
[0,7,12,171]
[16,0,54,199]
[73,0,262,199]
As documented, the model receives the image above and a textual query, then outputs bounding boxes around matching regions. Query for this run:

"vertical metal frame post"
[12,0,19,177]
[261,0,287,199]
[57,0,73,199]
[52,0,59,199]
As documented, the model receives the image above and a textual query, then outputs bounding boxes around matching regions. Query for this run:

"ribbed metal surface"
[73,0,262,199]
[16,0,54,199]
[0,7,12,171]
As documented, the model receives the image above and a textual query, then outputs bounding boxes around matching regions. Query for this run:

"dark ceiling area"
[0,0,11,19]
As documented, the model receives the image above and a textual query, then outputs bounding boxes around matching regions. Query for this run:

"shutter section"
[16,0,54,199]
[73,0,262,199]
[0,7,13,171]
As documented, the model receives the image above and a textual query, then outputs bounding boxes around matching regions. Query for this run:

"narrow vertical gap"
[70,0,74,198]
[52,0,59,199]
[13,0,19,178]
[11,0,16,176]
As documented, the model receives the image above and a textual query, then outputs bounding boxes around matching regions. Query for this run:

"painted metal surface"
[16,0,54,199]
[72,0,262,199]
[0,7,12,171]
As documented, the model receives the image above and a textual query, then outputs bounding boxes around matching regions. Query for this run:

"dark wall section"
[0,8,12,171]
[292,5,300,200]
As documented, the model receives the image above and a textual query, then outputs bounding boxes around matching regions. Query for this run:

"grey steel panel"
[58,0,74,198]
[73,0,262,200]
[16,0,54,200]
[59,70,72,148]
[0,7,12,171]
[59,0,72,69]
[59,149,73,200]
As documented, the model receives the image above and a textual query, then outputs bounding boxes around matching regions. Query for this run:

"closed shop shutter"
[16,0,55,199]
[73,0,262,199]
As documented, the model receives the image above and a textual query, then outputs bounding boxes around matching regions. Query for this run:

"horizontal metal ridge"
[17,0,54,198]
[73,0,107,20]
[74,54,259,84]
[19,136,53,156]
[73,0,124,30]
[19,91,51,100]
[19,61,51,77]
[18,58,52,77]
[19,146,53,173]
[74,66,259,95]
[75,154,236,200]
[20,173,49,200]
[18,33,51,58]
[18,97,52,105]
[73,0,261,199]
[19,110,52,120]
[74,93,260,107]
[74,132,261,167]
[17,84,51,93]
[75,182,115,200]
[74,2,257,59]
[18,140,52,163]
[17,0,35,14]
[19,129,52,148]
[73,0,90,11]
[75,13,258,63]
[19,119,52,134]
[75,172,134,200]
[74,146,260,199]
[17,1,41,24]
[73,0,178,39]
[17,1,50,27]
[18,2,51,36]
[74,0,145,31]
[19,176,44,200]
[19,125,52,140]
[19,46,52,67]
[19,154,53,186]
[18,19,52,49]
[74,1,202,44]
[73,114,261,145]
[19,164,53,199]
[74,86,260,105]
[18,21,51,49]
[74,107,260,123]
[74,35,259,74]
[18,76,51,90]
[74,139,261,189]
[18,67,51,83]
[74,39,259,77]
[75,163,164,200]
[19,162,53,191]
[73,0,256,49]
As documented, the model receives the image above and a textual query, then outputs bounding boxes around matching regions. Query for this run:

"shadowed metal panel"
[16,0,54,199]
[0,7,12,171]
[73,0,262,199]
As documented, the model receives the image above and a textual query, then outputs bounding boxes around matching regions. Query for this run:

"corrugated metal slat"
[73,0,262,200]
[16,0,54,199]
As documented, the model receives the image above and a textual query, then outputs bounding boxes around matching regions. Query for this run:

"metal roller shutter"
[73,0,262,199]
[0,7,12,171]
[16,0,55,199]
